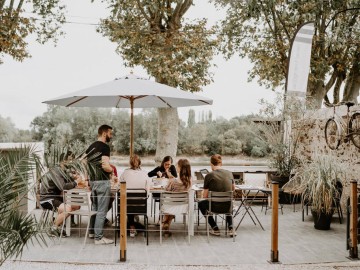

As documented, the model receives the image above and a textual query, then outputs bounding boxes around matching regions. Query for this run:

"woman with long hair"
[162,158,192,236]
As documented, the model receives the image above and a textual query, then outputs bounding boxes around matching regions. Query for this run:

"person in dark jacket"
[40,152,82,234]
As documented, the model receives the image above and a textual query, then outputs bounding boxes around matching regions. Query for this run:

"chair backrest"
[243,173,266,187]
[160,191,189,208]
[126,188,147,215]
[209,191,233,214]
[63,189,91,209]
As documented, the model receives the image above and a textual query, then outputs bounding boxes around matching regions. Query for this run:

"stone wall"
[296,105,360,200]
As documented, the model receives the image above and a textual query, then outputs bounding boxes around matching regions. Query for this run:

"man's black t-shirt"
[86,141,111,180]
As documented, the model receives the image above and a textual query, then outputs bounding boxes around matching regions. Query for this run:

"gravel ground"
[2,261,360,270]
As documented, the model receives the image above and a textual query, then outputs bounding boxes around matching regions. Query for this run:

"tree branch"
[324,69,338,92]
[332,77,343,104]
[178,0,192,18]
[0,0,6,11]
[136,0,151,22]
[275,12,290,40]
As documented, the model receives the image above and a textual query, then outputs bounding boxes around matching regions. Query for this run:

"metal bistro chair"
[115,188,149,245]
[60,189,97,246]
[206,191,235,243]
[160,191,190,244]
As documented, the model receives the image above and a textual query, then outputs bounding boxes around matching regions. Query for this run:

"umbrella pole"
[130,97,134,157]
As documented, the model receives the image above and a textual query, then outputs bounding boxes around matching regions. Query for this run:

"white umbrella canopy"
[43,74,213,155]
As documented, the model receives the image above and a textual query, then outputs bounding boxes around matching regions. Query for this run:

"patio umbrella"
[43,73,213,155]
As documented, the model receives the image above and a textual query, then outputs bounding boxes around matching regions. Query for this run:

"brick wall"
[296,105,360,200]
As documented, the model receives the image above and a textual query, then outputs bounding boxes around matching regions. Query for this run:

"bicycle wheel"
[349,112,360,149]
[325,118,341,150]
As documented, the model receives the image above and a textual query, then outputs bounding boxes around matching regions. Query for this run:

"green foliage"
[252,94,314,177]
[98,0,220,92]
[286,154,347,215]
[0,145,46,265]
[96,0,221,158]
[0,115,18,142]
[0,0,66,64]
[31,105,273,157]
[213,0,360,106]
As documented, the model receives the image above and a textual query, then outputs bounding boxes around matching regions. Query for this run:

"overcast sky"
[0,0,277,130]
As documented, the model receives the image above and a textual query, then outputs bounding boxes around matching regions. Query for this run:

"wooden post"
[349,180,358,259]
[130,97,134,157]
[120,181,127,262]
[270,181,279,263]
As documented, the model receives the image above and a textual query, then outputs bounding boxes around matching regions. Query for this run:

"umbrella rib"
[66,96,87,107]
[133,95,147,100]
[157,97,172,108]
[199,100,212,105]
[115,96,122,108]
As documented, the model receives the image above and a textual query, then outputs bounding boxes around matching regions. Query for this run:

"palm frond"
[0,145,46,266]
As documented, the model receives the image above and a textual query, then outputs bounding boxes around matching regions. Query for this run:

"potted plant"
[285,154,347,230]
[253,95,315,204]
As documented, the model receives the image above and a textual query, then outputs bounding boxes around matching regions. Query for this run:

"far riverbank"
[111,154,268,167]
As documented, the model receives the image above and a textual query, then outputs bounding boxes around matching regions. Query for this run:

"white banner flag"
[286,22,315,99]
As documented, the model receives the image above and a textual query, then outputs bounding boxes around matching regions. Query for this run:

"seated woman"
[148,156,178,179]
[120,154,151,237]
[40,151,84,236]
[162,158,192,236]
[148,156,178,224]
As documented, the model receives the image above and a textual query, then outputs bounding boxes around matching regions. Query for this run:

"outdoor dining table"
[234,184,265,231]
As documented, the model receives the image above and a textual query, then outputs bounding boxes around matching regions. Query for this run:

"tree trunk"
[307,80,325,109]
[155,108,179,163]
[343,48,360,104]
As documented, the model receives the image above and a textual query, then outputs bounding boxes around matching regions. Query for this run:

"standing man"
[198,154,236,237]
[86,124,114,245]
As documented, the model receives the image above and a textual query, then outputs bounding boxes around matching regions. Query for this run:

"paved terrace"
[8,202,360,268]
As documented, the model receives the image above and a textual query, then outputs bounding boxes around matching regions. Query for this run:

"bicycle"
[324,101,360,150]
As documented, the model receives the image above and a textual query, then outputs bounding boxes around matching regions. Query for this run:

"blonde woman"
[120,154,151,237]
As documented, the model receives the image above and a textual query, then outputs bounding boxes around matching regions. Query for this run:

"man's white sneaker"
[88,233,94,239]
[129,229,137,238]
[94,237,114,245]
[209,228,220,236]
[228,228,237,237]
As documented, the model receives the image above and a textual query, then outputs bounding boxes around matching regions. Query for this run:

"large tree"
[213,0,360,108]
[0,0,66,64]
[97,0,219,161]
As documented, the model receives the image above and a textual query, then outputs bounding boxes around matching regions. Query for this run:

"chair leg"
[59,219,66,243]
[83,216,90,246]
[183,214,186,236]
[232,215,235,242]
[145,215,149,246]
[78,216,81,237]
[150,197,153,217]
[160,214,162,245]
[337,203,343,224]
[206,215,209,243]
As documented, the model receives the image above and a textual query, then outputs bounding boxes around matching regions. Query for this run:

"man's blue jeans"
[89,180,111,240]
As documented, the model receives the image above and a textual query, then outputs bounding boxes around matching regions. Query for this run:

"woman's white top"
[120,168,151,193]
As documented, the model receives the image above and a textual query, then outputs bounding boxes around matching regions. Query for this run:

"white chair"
[160,191,190,244]
[60,189,97,246]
